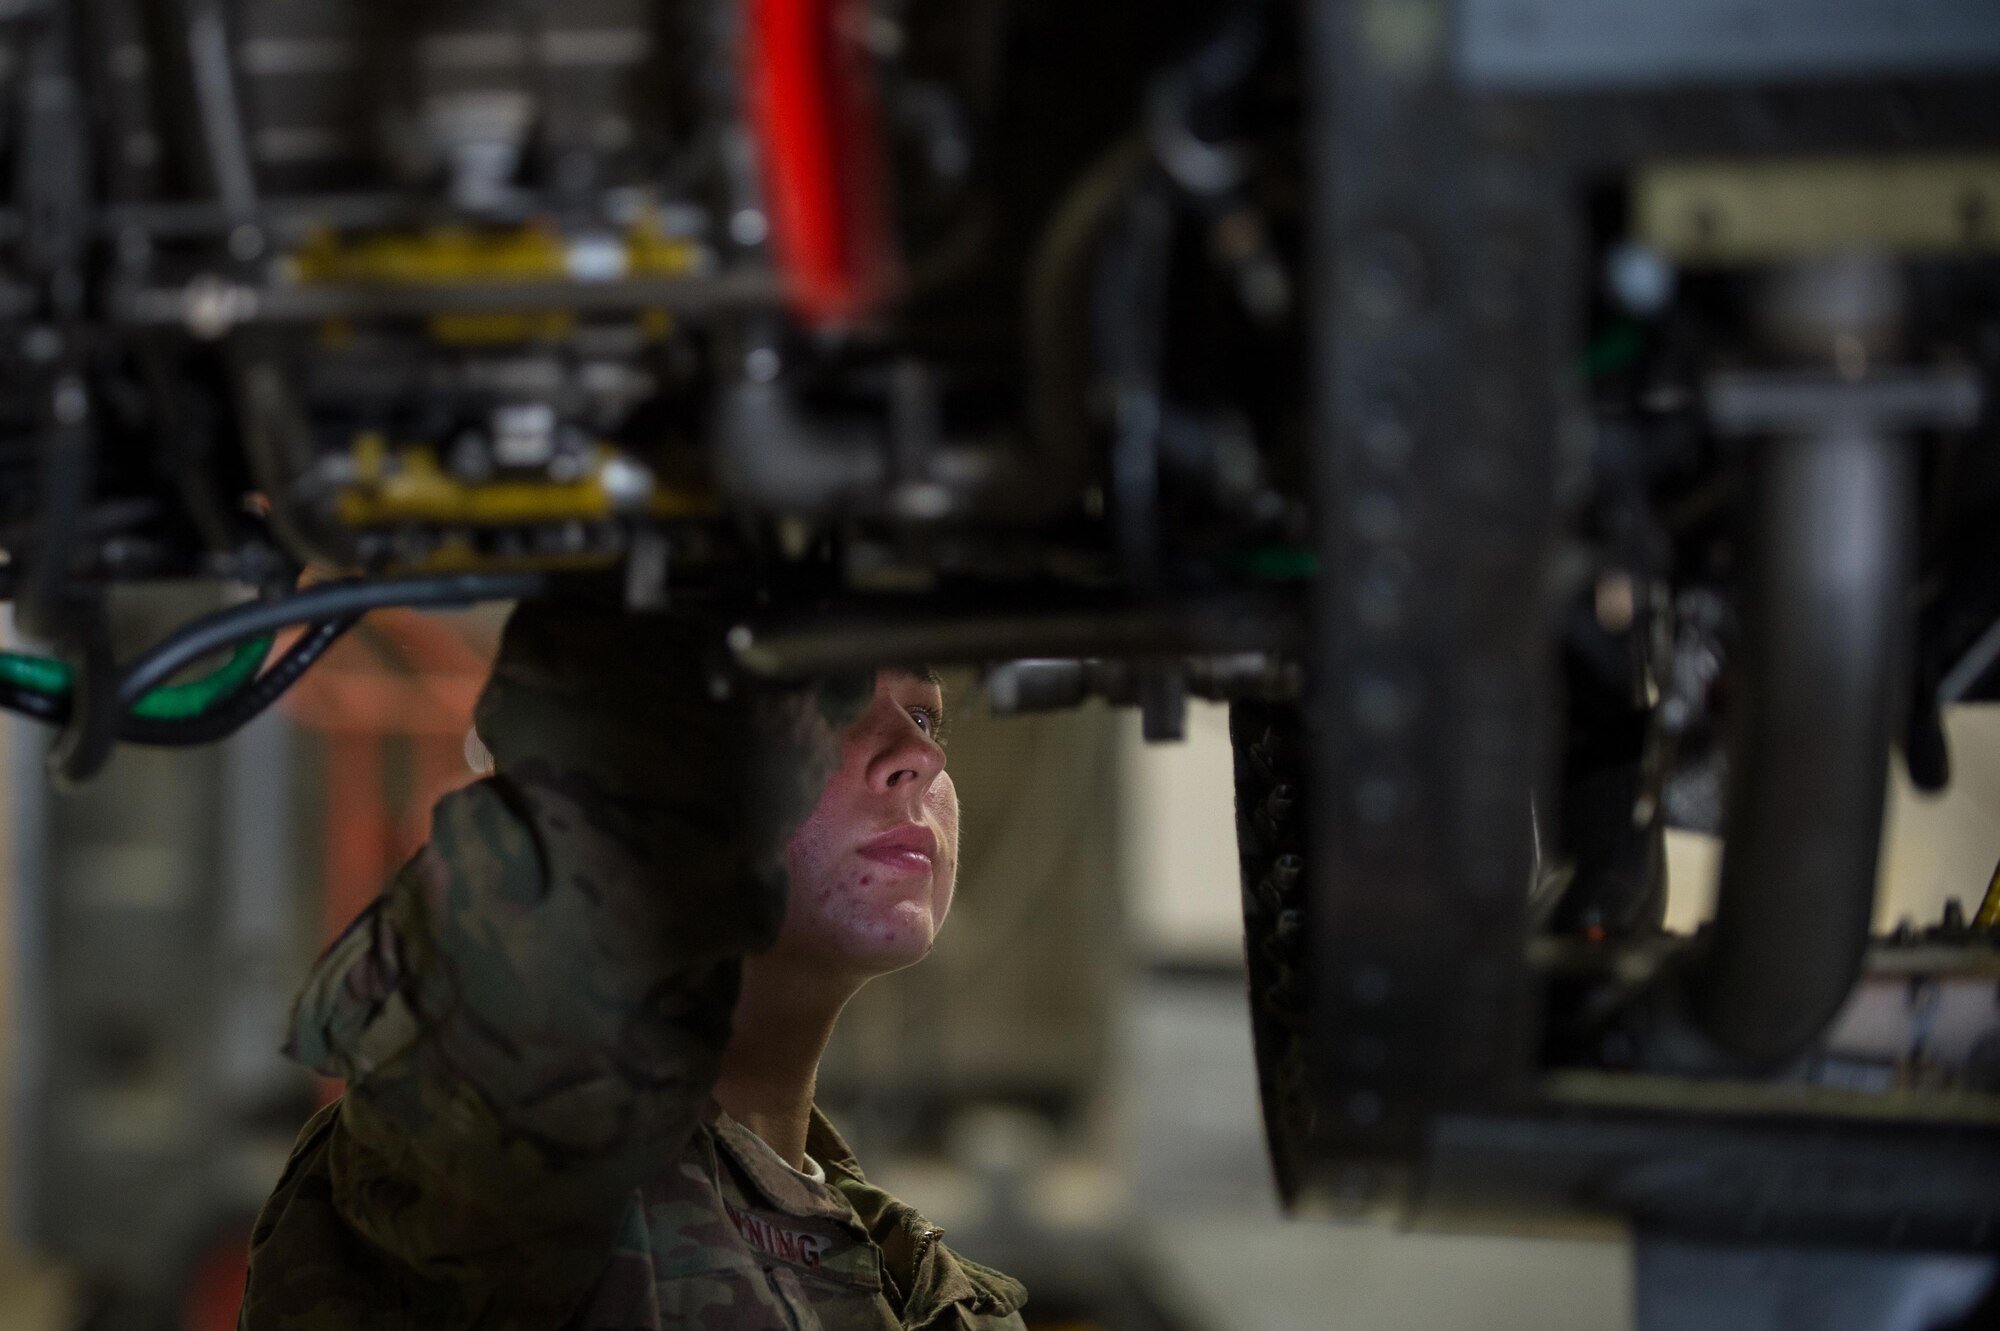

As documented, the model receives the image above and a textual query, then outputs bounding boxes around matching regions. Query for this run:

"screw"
[1352,489,1406,543]
[745,346,783,383]
[729,208,770,247]
[21,327,61,363]
[184,273,254,340]
[1354,676,1409,734]
[1347,231,1428,321]
[1362,407,1416,468]
[1606,240,1677,317]
[1356,775,1401,824]
[52,376,88,426]
[598,455,657,512]
[229,225,266,262]
[891,482,952,520]
[1355,550,1414,630]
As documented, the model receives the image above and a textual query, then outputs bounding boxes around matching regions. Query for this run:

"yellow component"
[287,222,705,286]
[625,225,703,277]
[1976,859,2000,932]
[333,439,719,527]
[292,223,564,284]
[1636,155,2000,264]
[351,431,388,485]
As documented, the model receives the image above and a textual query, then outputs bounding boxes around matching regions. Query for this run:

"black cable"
[0,617,359,747]
[48,627,121,790]
[124,616,358,746]
[0,680,68,725]
[3,572,542,773]
[117,572,545,708]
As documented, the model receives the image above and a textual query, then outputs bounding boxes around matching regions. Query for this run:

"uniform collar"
[708,1105,859,1228]
[811,1111,1028,1324]
[711,1104,1027,1322]
[807,1105,865,1176]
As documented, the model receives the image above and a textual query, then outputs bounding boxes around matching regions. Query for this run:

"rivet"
[1346,231,1428,321]
[1352,489,1406,543]
[1362,407,1417,468]
[1356,776,1402,824]
[1354,676,1409,733]
[1355,550,1415,630]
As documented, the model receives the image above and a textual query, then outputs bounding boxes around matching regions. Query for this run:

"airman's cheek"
[925,773,959,833]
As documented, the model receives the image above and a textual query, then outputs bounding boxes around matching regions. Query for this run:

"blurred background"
[0,599,1996,1331]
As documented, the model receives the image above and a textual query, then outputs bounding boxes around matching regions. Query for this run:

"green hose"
[0,652,69,696]
[1582,319,1648,381]
[0,634,275,721]
[1225,547,1320,582]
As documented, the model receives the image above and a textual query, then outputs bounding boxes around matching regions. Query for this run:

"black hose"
[116,573,545,709]
[0,617,359,747]
[0,681,67,725]
[1691,429,1917,1066]
[7,573,542,782]
[1094,181,1177,593]
[125,616,357,746]
[1025,137,1153,519]
[47,628,122,790]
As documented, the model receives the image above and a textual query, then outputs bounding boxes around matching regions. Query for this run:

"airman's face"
[776,669,957,976]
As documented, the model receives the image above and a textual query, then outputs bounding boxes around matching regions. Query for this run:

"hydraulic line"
[115,573,546,709]
[125,618,356,746]
[1687,257,1924,1068]
[1691,427,1916,1065]
[0,681,65,726]
[0,634,274,718]
[5,573,544,782]
[0,619,354,747]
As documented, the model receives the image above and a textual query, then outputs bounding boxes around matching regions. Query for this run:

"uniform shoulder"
[947,1249,1030,1317]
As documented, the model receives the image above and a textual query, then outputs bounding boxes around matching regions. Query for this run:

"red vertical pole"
[403,734,470,862]
[322,731,388,941]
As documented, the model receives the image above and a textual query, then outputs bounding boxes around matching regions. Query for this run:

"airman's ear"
[465,727,495,776]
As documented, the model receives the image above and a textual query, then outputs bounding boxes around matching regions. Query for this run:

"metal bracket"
[1708,368,1984,437]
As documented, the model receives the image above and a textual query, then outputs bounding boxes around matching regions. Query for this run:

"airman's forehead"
[882,664,944,688]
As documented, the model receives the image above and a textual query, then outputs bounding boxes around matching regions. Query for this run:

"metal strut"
[1691,259,1979,1066]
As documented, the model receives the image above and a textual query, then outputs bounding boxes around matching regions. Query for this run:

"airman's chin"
[843,900,937,975]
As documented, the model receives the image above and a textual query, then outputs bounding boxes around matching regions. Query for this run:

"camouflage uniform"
[239,604,1028,1330]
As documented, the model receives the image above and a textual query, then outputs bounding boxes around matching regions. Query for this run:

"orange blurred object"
[180,1228,253,1331]
[282,609,497,1102]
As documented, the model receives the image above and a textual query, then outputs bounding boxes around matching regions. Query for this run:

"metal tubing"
[1693,427,1915,1065]
[118,270,783,328]
[728,597,1302,678]
[711,376,886,514]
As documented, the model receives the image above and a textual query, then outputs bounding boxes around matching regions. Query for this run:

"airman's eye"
[909,705,945,740]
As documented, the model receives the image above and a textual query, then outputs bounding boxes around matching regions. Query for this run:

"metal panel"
[1636,156,2000,263]
[1302,0,1568,1211]
[1430,1102,2000,1249]
[1460,0,2000,91]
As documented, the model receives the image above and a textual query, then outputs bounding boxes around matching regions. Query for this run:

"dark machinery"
[1,1,1998,1327]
